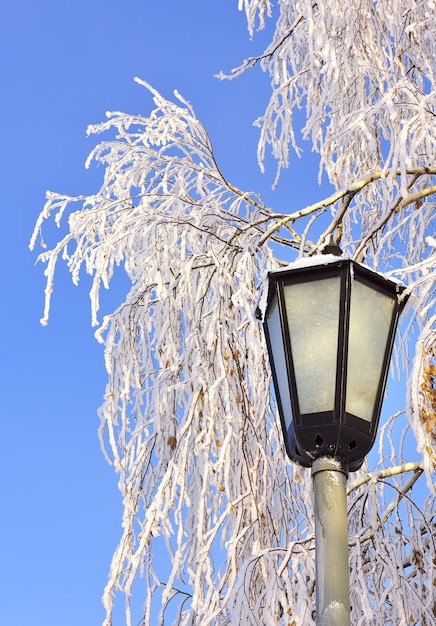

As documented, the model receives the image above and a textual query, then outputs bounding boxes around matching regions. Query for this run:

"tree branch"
[258,167,436,249]
[347,462,423,495]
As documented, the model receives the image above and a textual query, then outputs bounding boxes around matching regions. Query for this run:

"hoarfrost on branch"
[31,2,436,624]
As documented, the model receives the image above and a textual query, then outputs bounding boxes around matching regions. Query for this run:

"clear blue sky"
[0,2,414,625]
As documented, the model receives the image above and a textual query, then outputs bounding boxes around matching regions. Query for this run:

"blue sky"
[0,2,416,625]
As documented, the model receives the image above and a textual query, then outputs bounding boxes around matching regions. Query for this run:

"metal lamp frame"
[263,259,408,471]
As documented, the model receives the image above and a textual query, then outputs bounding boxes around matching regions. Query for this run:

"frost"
[257,254,348,320]
[31,1,436,624]
[319,601,348,625]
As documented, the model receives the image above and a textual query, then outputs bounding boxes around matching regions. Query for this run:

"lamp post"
[262,254,408,625]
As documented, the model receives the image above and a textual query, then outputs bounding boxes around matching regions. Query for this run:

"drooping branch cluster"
[31,83,317,624]
[230,0,436,193]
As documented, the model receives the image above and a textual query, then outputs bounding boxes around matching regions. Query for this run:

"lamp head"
[263,258,408,471]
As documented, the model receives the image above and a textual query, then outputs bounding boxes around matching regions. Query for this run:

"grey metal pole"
[312,457,350,626]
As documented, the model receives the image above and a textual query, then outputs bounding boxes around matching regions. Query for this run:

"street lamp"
[262,254,408,625]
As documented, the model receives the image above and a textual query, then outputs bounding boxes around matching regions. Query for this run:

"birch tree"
[31,1,436,624]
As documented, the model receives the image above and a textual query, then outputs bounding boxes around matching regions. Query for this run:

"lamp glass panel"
[266,294,293,430]
[284,276,341,414]
[346,279,395,421]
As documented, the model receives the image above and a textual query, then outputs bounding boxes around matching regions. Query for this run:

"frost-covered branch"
[347,462,423,495]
